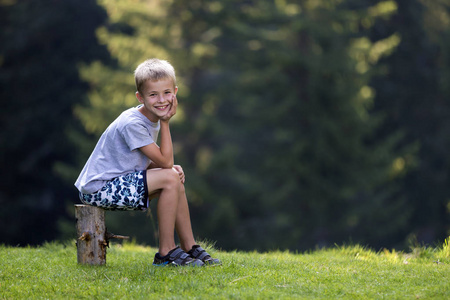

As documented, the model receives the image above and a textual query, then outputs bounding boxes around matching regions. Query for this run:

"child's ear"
[174,86,178,95]
[136,91,144,103]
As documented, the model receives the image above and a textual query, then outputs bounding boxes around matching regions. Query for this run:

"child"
[75,58,220,267]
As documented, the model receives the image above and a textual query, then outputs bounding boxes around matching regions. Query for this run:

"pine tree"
[168,0,408,250]
[0,0,110,244]
[370,0,450,245]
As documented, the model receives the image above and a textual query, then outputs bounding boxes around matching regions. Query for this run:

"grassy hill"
[1,239,449,299]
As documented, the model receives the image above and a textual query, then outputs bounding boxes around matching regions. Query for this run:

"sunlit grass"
[0,238,449,299]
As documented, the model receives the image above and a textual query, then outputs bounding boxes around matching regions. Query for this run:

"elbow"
[159,160,174,169]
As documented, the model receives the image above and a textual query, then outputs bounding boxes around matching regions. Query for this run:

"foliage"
[370,0,450,244]
[164,0,410,250]
[0,0,449,252]
[0,241,449,299]
[71,0,405,251]
[0,0,110,245]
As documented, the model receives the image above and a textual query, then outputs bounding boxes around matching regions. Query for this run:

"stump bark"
[75,204,130,265]
[75,204,108,265]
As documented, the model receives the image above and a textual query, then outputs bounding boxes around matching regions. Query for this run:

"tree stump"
[75,204,129,265]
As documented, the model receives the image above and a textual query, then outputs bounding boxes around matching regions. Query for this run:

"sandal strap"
[189,245,212,261]
[168,247,192,265]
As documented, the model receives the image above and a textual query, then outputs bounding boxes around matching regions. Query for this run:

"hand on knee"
[163,169,182,190]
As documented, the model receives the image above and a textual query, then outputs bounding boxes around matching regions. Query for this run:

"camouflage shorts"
[79,171,148,211]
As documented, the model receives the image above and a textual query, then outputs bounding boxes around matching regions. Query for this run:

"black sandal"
[153,246,204,267]
[188,245,222,266]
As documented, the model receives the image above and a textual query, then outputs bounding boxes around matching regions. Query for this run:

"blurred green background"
[1,0,449,252]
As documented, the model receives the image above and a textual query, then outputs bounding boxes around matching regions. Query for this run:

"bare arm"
[147,161,160,170]
[140,95,177,169]
[140,122,173,169]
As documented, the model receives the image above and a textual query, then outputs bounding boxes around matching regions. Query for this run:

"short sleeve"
[121,121,155,151]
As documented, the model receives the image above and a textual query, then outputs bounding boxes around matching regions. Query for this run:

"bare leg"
[156,189,179,256]
[146,168,182,256]
[175,184,196,252]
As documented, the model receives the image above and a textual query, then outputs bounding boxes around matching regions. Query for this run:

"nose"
[157,94,165,103]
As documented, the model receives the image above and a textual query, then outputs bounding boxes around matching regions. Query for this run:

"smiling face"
[136,78,178,122]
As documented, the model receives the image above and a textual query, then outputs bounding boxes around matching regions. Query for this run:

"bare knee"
[161,169,182,190]
[167,169,186,195]
[146,168,184,194]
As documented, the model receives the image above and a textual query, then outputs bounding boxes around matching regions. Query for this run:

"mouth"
[155,104,169,111]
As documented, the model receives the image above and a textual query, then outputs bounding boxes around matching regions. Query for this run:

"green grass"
[1,239,449,299]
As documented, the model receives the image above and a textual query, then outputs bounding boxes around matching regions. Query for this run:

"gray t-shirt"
[75,105,160,194]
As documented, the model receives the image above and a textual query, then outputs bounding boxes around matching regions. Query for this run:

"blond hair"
[134,59,177,93]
